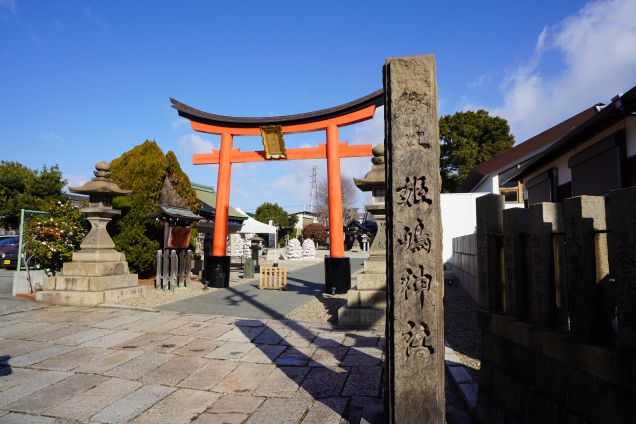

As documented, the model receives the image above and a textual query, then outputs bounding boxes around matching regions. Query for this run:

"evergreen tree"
[109,140,198,277]
[440,110,515,192]
[0,161,65,228]
[254,202,298,245]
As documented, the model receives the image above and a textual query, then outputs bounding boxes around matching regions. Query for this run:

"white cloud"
[40,132,63,142]
[468,71,494,89]
[0,0,16,13]
[179,133,217,154]
[492,0,636,141]
[268,161,315,207]
[62,173,88,192]
[351,107,384,147]
[84,5,108,31]
[172,117,189,129]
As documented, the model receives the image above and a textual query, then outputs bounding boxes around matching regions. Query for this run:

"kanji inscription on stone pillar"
[384,54,445,424]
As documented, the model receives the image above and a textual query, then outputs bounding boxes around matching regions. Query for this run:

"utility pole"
[308,161,318,212]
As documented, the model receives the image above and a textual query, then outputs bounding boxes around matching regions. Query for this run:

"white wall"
[440,193,485,262]
[441,193,523,262]
[472,174,499,194]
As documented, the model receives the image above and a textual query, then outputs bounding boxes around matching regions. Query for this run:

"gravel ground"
[444,280,481,381]
[109,271,250,309]
[285,292,347,324]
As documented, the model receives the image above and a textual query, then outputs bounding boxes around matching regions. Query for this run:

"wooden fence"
[475,190,636,424]
[155,249,192,290]
[259,267,288,290]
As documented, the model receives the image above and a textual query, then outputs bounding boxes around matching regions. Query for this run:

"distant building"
[460,105,599,204]
[510,86,636,203]
[191,182,248,255]
[291,211,318,233]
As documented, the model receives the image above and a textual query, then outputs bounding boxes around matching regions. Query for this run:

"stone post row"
[476,194,503,312]
[609,187,636,351]
[563,196,611,344]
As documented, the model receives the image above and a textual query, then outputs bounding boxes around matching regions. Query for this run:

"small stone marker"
[563,196,610,344]
[476,194,503,312]
[528,202,562,327]
[609,187,636,350]
[384,54,444,423]
[503,207,530,319]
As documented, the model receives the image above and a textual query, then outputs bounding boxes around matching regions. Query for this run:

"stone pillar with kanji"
[384,54,444,423]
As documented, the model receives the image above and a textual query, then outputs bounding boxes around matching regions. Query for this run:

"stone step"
[363,261,386,274]
[35,286,145,307]
[62,261,130,277]
[355,279,387,291]
[355,273,387,290]
[347,289,387,308]
[337,306,385,329]
[46,274,138,292]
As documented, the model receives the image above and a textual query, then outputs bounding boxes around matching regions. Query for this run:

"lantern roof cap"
[69,161,131,197]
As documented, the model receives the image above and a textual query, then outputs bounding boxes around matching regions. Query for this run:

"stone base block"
[347,289,387,308]
[36,286,145,307]
[62,261,130,276]
[72,250,126,263]
[363,260,386,274]
[12,270,49,295]
[355,274,387,291]
[46,273,138,291]
[337,306,385,329]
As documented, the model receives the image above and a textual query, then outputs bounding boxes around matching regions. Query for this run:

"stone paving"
[0,305,384,423]
[159,259,365,318]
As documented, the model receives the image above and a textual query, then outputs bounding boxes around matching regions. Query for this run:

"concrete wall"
[450,233,478,301]
[441,193,485,262]
[441,192,522,263]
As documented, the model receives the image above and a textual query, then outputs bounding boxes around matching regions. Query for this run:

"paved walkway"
[160,259,365,318]
[0,304,384,423]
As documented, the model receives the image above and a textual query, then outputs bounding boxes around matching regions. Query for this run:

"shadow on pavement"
[224,283,386,423]
[0,355,12,377]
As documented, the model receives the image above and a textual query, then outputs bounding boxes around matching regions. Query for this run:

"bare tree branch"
[314,175,358,225]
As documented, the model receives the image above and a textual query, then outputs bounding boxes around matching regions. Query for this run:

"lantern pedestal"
[36,161,142,307]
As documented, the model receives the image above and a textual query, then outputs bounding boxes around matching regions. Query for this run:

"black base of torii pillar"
[324,257,351,294]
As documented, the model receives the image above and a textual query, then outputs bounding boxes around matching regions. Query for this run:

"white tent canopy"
[235,209,277,235]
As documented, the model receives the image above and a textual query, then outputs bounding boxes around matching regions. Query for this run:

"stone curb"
[444,340,478,415]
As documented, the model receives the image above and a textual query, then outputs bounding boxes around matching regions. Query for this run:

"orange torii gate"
[171,89,383,290]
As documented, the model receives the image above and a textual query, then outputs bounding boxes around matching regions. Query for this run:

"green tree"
[0,161,65,228]
[25,198,89,273]
[440,110,515,192]
[109,140,198,277]
[254,202,298,245]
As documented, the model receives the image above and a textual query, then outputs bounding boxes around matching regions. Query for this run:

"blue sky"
[1,0,635,213]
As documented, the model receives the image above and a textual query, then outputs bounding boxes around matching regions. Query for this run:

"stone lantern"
[338,144,387,328]
[36,162,143,306]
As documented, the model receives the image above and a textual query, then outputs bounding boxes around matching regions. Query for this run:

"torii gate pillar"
[324,124,350,293]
